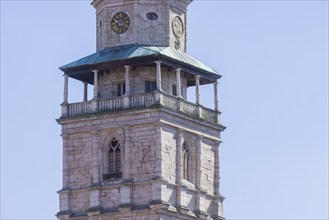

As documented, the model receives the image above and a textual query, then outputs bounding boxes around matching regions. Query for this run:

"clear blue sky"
[1,0,328,219]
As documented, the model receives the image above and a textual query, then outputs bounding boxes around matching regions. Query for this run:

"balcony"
[61,92,220,124]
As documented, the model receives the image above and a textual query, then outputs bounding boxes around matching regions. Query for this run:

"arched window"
[182,142,189,180]
[104,137,122,179]
[181,138,196,185]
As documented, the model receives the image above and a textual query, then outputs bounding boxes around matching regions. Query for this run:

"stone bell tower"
[57,0,225,219]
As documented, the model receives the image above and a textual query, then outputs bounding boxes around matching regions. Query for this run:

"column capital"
[154,60,162,65]
[124,65,130,69]
[92,70,98,74]
[175,68,182,72]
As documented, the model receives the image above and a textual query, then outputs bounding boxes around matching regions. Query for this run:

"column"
[92,70,99,113]
[83,81,88,102]
[91,131,100,185]
[214,81,219,111]
[63,74,68,104]
[195,75,200,105]
[155,61,162,91]
[176,68,182,98]
[176,129,183,208]
[62,134,69,189]
[93,70,98,100]
[124,65,131,96]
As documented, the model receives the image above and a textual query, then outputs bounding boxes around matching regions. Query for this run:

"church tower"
[57,0,225,219]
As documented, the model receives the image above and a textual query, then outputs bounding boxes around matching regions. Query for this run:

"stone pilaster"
[195,135,202,212]
[91,131,100,185]
[176,128,183,208]
[213,141,220,196]
[120,127,132,211]
[88,130,102,216]
[151,125,163,206]
[58,134,71,219]
[62,134,69,189]
[57,190,71,220]
[213,140,225,219]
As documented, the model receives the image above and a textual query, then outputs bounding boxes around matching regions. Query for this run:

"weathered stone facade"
[93,0,189,52]
[57,0,225,219]
[58,105,224,220]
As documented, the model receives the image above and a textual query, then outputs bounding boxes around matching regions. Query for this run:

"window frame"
[145,81,157,93]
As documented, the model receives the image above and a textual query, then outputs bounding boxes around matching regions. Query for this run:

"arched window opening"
[104,137,122,179]
[182,142,189,180]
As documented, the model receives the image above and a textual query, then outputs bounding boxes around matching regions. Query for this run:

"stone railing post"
[61,103,69,117]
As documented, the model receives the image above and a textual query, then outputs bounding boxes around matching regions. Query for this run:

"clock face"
[111,12,130,34]
[172,16,184,38]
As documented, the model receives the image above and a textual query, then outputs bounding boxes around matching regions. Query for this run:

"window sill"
[103,173,122,180]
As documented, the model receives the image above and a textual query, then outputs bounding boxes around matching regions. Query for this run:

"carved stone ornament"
[172,16,184,38]
[175,37,181,50]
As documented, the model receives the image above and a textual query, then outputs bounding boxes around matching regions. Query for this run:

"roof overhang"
[60,44,221,85]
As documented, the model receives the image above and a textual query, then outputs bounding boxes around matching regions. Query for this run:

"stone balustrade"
[62,92,219,124]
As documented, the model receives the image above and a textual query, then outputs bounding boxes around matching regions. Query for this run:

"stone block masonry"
[58,104,224,220]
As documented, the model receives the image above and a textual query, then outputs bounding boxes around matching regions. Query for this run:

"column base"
[177,205,197,217]
[86,206,102,216]
[56,210,72,220]
[195,209,210,219]
[118,203,132,213]
[213,215,225,220]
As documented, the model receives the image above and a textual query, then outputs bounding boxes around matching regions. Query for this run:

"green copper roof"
[60,44,219,76]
